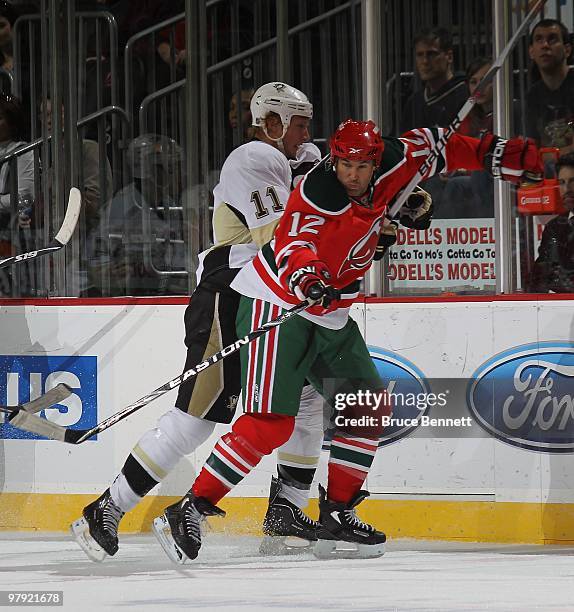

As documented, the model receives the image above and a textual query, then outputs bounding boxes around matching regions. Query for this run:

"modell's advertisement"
[387,219,496,292]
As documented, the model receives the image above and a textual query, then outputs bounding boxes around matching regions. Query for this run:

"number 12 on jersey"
[287,212,325,236]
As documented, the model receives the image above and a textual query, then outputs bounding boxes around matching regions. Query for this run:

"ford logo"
[369,347,428,447]
[468,342,574,453]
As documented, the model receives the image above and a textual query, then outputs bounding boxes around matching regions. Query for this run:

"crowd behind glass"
[0,1,572,298]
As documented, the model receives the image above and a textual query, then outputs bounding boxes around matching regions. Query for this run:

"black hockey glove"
[288,261,340,307]
[374,222,398,260]
[397,186,434,230]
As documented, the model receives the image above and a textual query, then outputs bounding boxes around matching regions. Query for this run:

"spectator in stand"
[157,18,185,73]
[42,99,112,236]
[0,94,35,295]
[400,27,467,133]
[526,19,574,155]
[40,98,113,296]
[105,134,187,296]
[458,57,493,136]
[103,0,184,127]
[0,95,34,215]
[155,15,185,95]
[0,1,28,112]
[0,1,16,75]
[442,57,495,218]
[529,153,574,293]
[400,27,468,218]
[228,87,255,145]
[0,1,34,92]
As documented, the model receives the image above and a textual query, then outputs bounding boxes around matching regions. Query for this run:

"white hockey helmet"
[250,82,313,140]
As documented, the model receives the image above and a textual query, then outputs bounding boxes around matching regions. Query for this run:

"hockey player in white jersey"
[71,82,326,562]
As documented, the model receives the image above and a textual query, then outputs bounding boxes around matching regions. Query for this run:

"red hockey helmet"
[329,119,384,167]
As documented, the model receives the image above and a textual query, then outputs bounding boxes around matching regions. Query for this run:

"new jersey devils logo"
[338,216,384,277]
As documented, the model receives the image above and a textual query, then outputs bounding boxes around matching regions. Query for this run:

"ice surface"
[0,533,573,611]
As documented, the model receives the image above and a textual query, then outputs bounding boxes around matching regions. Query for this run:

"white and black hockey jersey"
[196,140,321,284]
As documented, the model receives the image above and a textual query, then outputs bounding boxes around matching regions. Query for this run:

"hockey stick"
[0,383,72,415]
[0,188,82,269]
[9,298,313,444]
[386,0,547,222]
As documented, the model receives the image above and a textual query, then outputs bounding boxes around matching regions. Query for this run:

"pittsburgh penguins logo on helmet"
[250,82,313,134]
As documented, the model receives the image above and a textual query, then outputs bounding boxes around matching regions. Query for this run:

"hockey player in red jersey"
[152,119,543,562]
[71,82,326,562]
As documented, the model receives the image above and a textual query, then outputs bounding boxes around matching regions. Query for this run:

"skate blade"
[70,517,108,563]
[259,535,314,556]
[313,538,385,560]
[151,514,189,565]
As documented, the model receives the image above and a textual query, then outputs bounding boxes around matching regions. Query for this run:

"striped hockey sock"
[192,413,295,504]
[327,433,379,503]
[192,432,261,503]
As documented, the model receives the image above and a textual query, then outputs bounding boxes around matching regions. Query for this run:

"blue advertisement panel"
[0,355,98,440]
[468,342,574,453]
[369,347,429,447]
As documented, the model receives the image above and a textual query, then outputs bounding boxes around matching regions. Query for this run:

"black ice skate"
[314,484,386,559]
[70,489,125,562]
[152,491,225,564]
[259,476,319,556]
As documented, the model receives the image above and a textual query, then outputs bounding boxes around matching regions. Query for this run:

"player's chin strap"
[261,123,288,155]
[382,0,547,227]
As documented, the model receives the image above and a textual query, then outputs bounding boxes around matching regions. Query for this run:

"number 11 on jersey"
[251,186,284,219]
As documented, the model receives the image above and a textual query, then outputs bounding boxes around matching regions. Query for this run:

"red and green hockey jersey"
[231,128,486,329]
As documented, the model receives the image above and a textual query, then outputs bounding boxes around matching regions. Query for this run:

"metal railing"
[2,0,570,299]
[124,12,186,138]
[139,81,188,283]
[13,11,119,136]
[0,105,128,297]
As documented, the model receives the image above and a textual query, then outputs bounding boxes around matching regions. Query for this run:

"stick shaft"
[72,299,311,443]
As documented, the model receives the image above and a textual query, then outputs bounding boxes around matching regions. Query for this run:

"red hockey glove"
[288,260,339,307]
[478,133,543,185]
[397,186,434,230]
[374,222,398,260]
